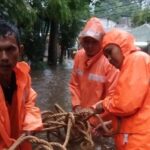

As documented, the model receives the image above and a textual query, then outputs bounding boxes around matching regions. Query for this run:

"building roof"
[130,24,150,42]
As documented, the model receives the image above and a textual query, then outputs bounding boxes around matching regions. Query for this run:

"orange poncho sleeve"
[22,75,43,131]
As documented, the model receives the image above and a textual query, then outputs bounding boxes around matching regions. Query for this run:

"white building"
[100,18,116,31]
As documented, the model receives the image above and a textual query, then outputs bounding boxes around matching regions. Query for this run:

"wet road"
[31,59,115,150]
[31,59,73,111]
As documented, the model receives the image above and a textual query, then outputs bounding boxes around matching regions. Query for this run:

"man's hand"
[74,106,95,120]
[24,131,33,136]
[78,107,95,120]
[74,105,82,113]
[80,107,95,115]
[92,120,112,137]
[95,101,104,114]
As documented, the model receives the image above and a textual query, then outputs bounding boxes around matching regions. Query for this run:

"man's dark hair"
[0,20,20,45]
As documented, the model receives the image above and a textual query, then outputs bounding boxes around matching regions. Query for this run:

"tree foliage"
[45,0,90,65]
[59,0,90,52]
[94,0,143,22]
[132,8,150,26]
[0,0,36,29]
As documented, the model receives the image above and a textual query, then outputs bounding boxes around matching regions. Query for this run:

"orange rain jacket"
[70,17,119,126]
[0,62,43,149]
[102,29,150,149]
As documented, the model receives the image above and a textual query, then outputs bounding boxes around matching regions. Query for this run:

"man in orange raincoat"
[69,17,119,127]
[0,20,43,149]
[95,29,150,149]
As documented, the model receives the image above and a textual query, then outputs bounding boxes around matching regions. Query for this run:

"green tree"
[94,0,143,23]
[45,0,90,65]
[0,0,36,29]
[23,0,50,67]
[132,8,150,26]
[59,0,90,63]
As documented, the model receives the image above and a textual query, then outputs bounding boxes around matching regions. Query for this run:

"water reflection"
[31,59,73,111]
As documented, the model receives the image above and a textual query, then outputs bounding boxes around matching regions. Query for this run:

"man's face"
[81,37,101,57]
[103,44,124,69]
[0,34,21,77]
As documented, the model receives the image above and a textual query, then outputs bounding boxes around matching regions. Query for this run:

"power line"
[95,8,140,19]
[94,1,141,14]
[94,1,145,18]
[94,0,146,10]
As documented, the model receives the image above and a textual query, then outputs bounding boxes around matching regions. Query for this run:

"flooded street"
[31,59,73,111]
[31,59,115,150]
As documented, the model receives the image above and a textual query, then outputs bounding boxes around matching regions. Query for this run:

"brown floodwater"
[31,59,73,111]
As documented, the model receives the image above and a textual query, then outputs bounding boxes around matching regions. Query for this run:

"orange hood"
[102,29,138,57]
[79,17,105,41]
